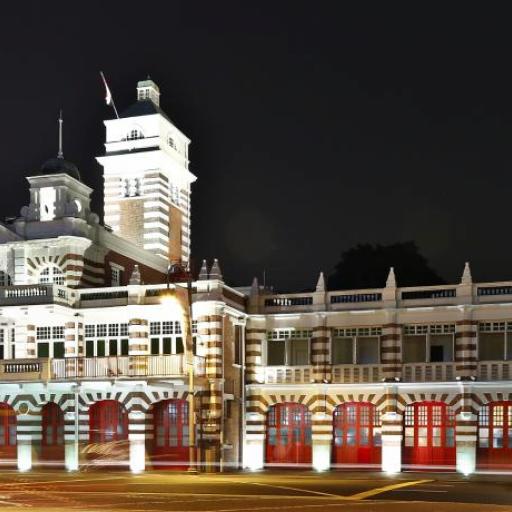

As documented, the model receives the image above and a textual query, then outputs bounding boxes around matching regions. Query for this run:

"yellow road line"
[249,481,343,498]
[349,479,433,500]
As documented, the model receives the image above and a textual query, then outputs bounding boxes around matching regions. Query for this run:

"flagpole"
[100,71,120,119]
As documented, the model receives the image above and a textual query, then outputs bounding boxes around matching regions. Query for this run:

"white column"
[243,434,264,470]
[456,412,477,475]
[381,412,402,473]
[129,411,146,473]
[17,436,32,471]
[312,435,331,471]
[65,438,79,471]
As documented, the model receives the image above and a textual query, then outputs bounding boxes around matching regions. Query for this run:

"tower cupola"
[136,78,160,106]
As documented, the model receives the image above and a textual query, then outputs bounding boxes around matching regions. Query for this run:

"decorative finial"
[386,267,397,288]
[315,272,325,293]
[198,259,208,280]
[58,109,63,159]
[250,276,259,296]
[209,258,223,281]
[461,261,472,285]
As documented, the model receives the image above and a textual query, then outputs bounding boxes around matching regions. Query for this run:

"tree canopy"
[327,241,445,290]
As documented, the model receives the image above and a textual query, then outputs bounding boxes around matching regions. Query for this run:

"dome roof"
[39,156,81,181]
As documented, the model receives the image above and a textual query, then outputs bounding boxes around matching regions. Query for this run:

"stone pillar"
[128,318,149,374]
[17,435,32,471]
[245,320,266,384]
[243,433,265,470]
[129,411,146,473]
[381,387,402,473]
[64,391,80,471]
[381,312,401,382]
[311,314,330,383]
[14,324,35,359]
[312,406,331,471]
[455,307,478,380]
[455,384,477,475]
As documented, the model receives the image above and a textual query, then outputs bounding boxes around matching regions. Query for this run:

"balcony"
[0,284,70,307]
[0,355,206,382]
[331,364,382,384]
[264,366,312,384]
[402,362,455,382]
[478,361,512,381]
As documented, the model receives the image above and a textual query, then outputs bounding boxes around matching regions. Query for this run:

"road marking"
[348,479,433,500]
[394,489,448,493]
[0,476,127,487]
[249,481,343,498]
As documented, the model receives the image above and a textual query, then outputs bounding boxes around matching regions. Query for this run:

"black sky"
[1,3,511,291]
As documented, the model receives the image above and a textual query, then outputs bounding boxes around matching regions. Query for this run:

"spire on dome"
[461,261,472,285]
[198,259,208,280]
[209,258,223,281]
[315,272,325,293]
[385,267,397,288]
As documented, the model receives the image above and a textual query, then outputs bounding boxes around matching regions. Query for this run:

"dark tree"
[327,241,445,290]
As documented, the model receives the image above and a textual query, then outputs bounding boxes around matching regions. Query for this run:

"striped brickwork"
[455,315,478,379]
[128,318,149,373]
[311,316,330,383]
[245,324,265,384]
[380,322,401,381]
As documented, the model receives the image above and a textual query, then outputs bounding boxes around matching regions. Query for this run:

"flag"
[99,71,119,118]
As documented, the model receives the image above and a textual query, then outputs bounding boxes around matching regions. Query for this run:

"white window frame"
[110,263,124,287]
[402,324,455,363]
[38,265,65,286]
[265,329,312,367]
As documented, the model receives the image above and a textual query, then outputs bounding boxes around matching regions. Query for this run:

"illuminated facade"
[0,80,512,474]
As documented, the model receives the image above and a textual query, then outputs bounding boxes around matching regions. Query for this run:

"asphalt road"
[0,470,511,511]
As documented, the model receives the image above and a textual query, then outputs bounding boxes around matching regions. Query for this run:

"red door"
[0,403,16,465]
[88,401,129,466]
[150,399,189,470]
[333,402,381,467]
[403,401,455,469]
[477,401,512,470]
[41,403,64,466]
[266,403,312,466]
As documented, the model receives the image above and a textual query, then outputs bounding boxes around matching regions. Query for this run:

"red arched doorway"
[477,401,512,470]
[403,401,455,469]
[0,402,16,465]
[41,403,64,466]
[333,402,381,467]
[87,401,129,467]
[266,403,312,466]
[149,399,189,470]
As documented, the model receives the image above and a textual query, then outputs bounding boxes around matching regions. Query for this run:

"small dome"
[40,156,81,181]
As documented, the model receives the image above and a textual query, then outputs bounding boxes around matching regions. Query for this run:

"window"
[149,321,184,356]
[126,129,144,140]
[167,135,177,150]
[331,328,381,365]
[403,324,455,363]
[478,323,512,361]
[0,271,11,287]
[36,326,64,358]
[110,266,122,287]
[121,177,141,197]
[84,323,129,357]
[266,330,311,366]
[38,265,65,286]
[234,325,242,365]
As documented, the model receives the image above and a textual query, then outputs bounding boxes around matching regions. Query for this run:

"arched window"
[0,271,12,287]
[126,129,144,140]
[38,265,65,286]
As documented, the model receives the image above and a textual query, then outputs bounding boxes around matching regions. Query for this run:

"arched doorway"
[41,403,64,466]
[266,403,312,466]
[477,401,512,470]
[403,401,455,469]
[332,402,381,467]
[0,402,16,465]
[149,399,189,470]
[87,401,129,467]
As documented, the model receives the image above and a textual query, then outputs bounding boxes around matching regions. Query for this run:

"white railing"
[478,361,512,381]
[264,366,312,384]
[402,362,455,382]
[331,364,382,384]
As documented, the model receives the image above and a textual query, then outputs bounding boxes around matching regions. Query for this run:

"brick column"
[14,324,34,359]
[311,314,330,383]
[381,313,401,382]
[380,386,402,473]
[128,318,149,374]
[312,388,332,471]
[245,321,265,384]
[456,384,477,475]
[455,307,477,380]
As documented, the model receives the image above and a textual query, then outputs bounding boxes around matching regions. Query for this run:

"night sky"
[1,3,511,291]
